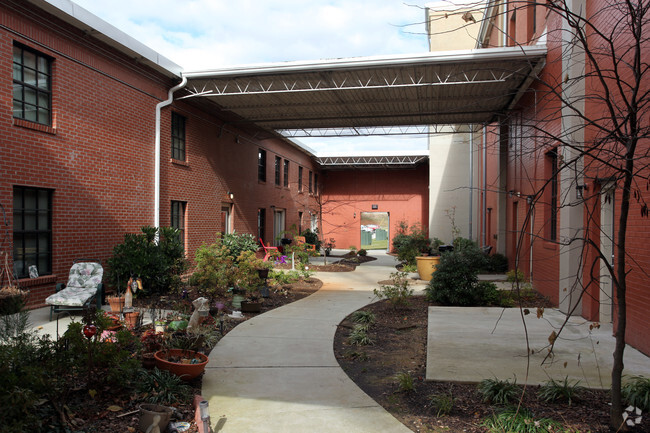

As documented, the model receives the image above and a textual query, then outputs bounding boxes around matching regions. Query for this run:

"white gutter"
[154,77,187,228]
[182,45,547,79]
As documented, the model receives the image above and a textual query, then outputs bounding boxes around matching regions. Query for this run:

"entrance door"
[360,212,389,250]
[273,209,285,246]
[600,185,615,323]
[221,205,232,234]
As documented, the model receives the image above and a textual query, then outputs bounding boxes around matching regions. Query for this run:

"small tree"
[107,226,187,295]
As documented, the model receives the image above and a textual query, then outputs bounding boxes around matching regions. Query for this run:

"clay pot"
[154,349,208,381]
[108,296,125,313]
[124,311,140,329]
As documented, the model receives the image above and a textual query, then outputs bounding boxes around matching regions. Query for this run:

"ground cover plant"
[334,294,650,433]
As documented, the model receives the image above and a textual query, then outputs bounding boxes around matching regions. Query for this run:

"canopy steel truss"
[181,46,547,133]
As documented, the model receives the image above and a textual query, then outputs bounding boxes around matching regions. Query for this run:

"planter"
[416,256,441,281]
[108,296,125,313]
[141,353,156,369]
[154,349,209,381]
[240,300,261,313]
[232,294,245,309]
[139,403,173,433]
[124,311,140,329]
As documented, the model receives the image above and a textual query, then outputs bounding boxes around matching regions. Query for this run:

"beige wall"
[426,2,483,243]
[426,1,484,51]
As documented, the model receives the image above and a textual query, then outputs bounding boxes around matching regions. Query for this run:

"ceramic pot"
[415,256,441,281]
[139,403,172,433]
[154,349,209,381]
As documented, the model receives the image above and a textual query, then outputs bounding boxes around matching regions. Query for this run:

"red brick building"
[476,0,650,356]
[1,0,322,307]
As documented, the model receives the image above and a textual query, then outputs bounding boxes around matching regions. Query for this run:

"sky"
[72,0,434,154]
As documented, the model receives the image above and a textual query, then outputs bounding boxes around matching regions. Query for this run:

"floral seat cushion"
[46,286,97,307]
[45,262,103,307]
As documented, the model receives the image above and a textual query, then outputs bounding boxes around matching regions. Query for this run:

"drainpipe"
[482,125,487,247]
[154,76,187,228]
[468,125,474,240]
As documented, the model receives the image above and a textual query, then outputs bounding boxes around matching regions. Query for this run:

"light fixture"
[576,184,587,200]
[227,191,234,200]
[353,212,356,218]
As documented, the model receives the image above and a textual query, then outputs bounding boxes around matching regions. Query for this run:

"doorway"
[273,209,286,246]
[221,204,232,234]
[599,185,615,323]
[360,212,389,250]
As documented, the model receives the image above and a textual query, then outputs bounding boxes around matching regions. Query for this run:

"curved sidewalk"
[201,251,410,433]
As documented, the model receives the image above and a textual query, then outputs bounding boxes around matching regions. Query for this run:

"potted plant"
[416,238,444,282]
[153,349,209,381]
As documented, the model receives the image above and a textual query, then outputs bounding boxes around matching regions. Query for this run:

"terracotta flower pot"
[416,256,441,281]
[154,349,209,381]
[124,311,140,329]
[108,296,125,313]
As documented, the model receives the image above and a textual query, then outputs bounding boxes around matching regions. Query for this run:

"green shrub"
[426,250,499,306]
[107,226,187,295]
[392,221,431,266]
[220,232,259,260]
[483,253,508,273]
[538,377,585,405]
[395,371,416,392]
[482,408,561,433]
[348,324,374,346]
[138,368,192,405]
[189,234,269,296]
[351,310,376,325]
[269,270,302,286]
[623,375,650,411]
[478,378,520,405]
[374,271,413,308]
[429,392,454,416]
[301,228,322,251]
[358,249,367,256]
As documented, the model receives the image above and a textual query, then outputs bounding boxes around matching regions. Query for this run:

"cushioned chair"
[45,260,104,320]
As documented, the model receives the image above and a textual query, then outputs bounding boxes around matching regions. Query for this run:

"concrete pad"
[427,307,650,389]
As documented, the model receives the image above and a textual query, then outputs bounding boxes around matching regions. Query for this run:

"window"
[308,170,313,193]
[258,149,267,182]
[546,150,558,241]
[298,166,303,192]
[274,156,281,186]
[13,186,52,278]
[314,173,319,194]
[13,44,52,125]
[283,160,289,187]
[171,112,186,161]
[171,201,186,246]
[258,208,266,241]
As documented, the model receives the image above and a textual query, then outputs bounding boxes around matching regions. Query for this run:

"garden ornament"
[188,297,210,329]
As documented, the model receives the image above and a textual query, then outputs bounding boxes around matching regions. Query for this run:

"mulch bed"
[334,295,648,433]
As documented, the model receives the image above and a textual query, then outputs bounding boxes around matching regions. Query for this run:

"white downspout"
[154,76,187,228]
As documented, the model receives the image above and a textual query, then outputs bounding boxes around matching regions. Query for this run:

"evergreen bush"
[107,226,187,295]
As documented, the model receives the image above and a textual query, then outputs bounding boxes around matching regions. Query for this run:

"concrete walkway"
[201,250,412,433]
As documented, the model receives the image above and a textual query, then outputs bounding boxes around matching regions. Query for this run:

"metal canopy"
[315,152,429,169]
[182,45,546,137]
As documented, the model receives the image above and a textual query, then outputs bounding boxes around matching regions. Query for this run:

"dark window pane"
[13,44,51,126]
[13,186,52,278]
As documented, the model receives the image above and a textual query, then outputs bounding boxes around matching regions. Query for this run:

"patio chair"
[259,238,279,262]
[45,260,104,320]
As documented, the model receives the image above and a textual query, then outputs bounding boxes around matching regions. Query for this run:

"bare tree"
[488,1,650,430]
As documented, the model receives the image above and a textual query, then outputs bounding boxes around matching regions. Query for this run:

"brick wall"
[0,2,319,308]
[321,164,429,251]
